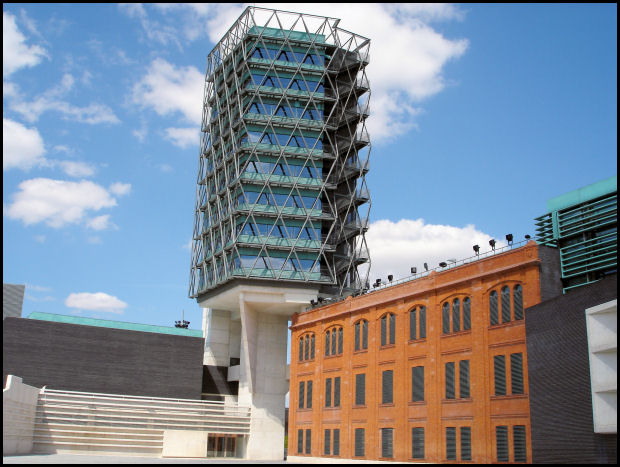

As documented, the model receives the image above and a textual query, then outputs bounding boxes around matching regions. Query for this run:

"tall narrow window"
[442,302,450,334]
[461,427,472,461]
[333,429,340,456]
[381,315,387,346]
[511,353,524,395]
[452,298,461,332]
[513,285,524,320]
[490,291,499,326]
[354,428,365,457]
[445,362,455,399]
[513,426,527,462]
[362,320,368,349]
[459,360,470,399]
[324,429,330,455]
[412,366,424,402]
[310,334,315,359]
[325,329,330,356]
[297,429,303,454]
[412,427,424,460]
[420,306,426,338]
[355,373,365,406]
[501,286,511,323]
[304,334,309,361]
[410,308,417,340]
[381,428,393,458]
[496,426,508,462]
[325,378,332,407]
[299,381,305,409]
[337,327,343,354]
[334,377,341,407]
[305,429,311,455]
[389,313,395,344]
[331,328,337,355]
[382,370,393,404]
[355,321,360,351]
[299,337,303,362]
[463,297,471,331]
[494,355,506,396]
[446,427,457,461]
[306,381,312,409]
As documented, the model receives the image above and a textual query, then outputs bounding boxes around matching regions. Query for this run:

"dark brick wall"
[525,275,617,464]
[3,318,204,399]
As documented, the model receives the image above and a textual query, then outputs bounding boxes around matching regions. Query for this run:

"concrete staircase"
[32,388,251,457]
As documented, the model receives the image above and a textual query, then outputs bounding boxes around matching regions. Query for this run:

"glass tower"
[189,7,371,301]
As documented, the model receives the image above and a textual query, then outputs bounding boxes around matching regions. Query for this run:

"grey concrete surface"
[2,454,289,464]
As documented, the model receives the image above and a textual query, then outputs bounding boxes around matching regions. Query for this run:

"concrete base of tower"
[198,284,318,460]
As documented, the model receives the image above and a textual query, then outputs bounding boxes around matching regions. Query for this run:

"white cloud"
[109,182,131,196]
[164,127,199,148]
[86,214,116,231]
[158,163,173,173]
[3,11,48,77]
[7,73,120,125]
[5,178,122,229]
[364,218,505,283]
[65,292,127,314]
[132,58,204,124]
[3,118,46,170]
[56,160,96,177]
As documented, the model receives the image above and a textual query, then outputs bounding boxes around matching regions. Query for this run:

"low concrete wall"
[3,375,40,455]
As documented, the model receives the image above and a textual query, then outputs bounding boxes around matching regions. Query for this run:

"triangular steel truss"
[189,6,372,300]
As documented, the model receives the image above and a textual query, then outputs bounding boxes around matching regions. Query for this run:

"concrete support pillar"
[239,297,289,460]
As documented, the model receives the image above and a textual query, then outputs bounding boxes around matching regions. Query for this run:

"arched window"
[490,290,499,326]
[409,306,426,341]
[325,326,343,356]
[501,286,511,324]
[380,313,395,346]
[513,285,524,320]
[299,333,315,362]
[354,319,368,351]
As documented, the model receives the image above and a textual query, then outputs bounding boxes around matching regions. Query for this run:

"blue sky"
[3,4,617,330]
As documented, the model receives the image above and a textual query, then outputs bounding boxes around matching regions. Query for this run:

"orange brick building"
[288,241,561,463]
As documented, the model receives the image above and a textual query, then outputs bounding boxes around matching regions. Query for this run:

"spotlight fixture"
[525,234,531,240]
[310,299,316,306]
[489,239,496,250]
[373,283,378,288]
[439,261,447,268]
[506,233,513,244]
[473,244,480,255]
[375,278,381,285]
[318,297,324,303]
[424,263,428,271]
[411,267,417,274]
[388,274,393,282]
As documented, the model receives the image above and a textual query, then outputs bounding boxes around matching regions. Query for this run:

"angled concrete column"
[202,308,231,367]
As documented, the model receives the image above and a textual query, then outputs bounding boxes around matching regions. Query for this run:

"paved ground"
[2,454,289,464]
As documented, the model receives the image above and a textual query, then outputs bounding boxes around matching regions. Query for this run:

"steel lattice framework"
[189,7,371,300]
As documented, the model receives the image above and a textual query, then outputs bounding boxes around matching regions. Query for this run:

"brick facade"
[289,241,558,463]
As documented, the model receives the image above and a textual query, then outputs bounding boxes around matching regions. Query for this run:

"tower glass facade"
[189,7,371,300]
